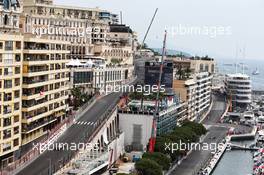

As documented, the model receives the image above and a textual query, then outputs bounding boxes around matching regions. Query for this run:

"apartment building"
[171,57,216,75]
[173,72,212,121]
[22,37,70,145]
[0,0,136,167]
[67,57,133,94]
[0,34,23,167]
[0,0,23,167]
[22,0,136,66]
[225,73,252,113]
[22,0,115,59]
[95,24,137,65]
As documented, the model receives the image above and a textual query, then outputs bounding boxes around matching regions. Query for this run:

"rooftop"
[226,73,250,78]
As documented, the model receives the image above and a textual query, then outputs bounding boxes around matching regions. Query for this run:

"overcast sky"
[55,0,264,60]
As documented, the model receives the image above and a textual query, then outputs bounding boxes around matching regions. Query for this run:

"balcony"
[23,78,48,85]
[23,55,49,64]
[23,107,48,120]
[24,43,49,50]
[22,98,48,108]
[22,117,57,133]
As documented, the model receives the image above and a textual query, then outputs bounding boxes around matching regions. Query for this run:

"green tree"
[182,120,207,136]
[135,159,162,175]
[142,152,171,170]
[71,87,91,110]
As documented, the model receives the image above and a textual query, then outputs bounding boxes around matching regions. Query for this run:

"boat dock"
[229,126,258,141]
[199,138,230,175]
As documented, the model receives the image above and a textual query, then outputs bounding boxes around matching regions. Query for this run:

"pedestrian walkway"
[74,121,96,126]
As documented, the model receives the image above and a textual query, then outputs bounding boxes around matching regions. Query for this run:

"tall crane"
[148,30,167,153]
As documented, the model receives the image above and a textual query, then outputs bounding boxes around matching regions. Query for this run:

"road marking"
[87,122,91,125]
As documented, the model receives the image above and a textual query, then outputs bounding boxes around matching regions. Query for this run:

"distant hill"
[152,48,192,57]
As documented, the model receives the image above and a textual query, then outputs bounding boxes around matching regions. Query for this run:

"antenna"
[120,11,123,25]
[235,45,238,74]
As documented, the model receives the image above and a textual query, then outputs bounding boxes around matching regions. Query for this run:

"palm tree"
[185,67,192,79]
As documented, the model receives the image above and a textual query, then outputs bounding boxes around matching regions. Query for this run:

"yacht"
[252,68,260,75]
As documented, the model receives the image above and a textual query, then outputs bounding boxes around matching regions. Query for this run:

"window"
[15,54,21,62]
[15,78,20,86]
[14,90,20,98]
[15,41,21,50]
[14,115,19,123]
[3,118,11,127]
[3,93,12,101]
[14,126,19,134]
[14,102,19,111]
[3,14,9,25]
[3,129,11,139]
[3,53,13,64]
[3,105,11,114]
[13,138,19,146]
[0,42,3,49]
[5,41,13,51]
[4,80,12,89]
[4,67,12,76]
[2,142,11,152]
[15,67,20,74]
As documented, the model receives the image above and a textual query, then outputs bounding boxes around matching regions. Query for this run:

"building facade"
[144,60,174,88]
[22,37,70,145]
[67,58,133,94]
[225,73,252,113]
[0,0,23,167]
[173,72,212,121]
[0,0,137,168]
[171,57,216,76]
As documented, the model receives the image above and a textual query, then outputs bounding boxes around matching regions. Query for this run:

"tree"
[135,159,162,175]
[182,120,207,136]
[142,152,171,170]
[70,87,91,110]
[185,67,192,79]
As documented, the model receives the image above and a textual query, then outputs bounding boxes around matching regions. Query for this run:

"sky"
[55,0,264,60]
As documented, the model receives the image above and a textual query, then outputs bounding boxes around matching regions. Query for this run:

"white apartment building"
[67,58,133,94]
[173,72,212,121]
[225,73,252,113]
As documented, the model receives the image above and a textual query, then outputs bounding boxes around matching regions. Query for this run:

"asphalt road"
[17,92,121,175]
[170,94,229,175]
